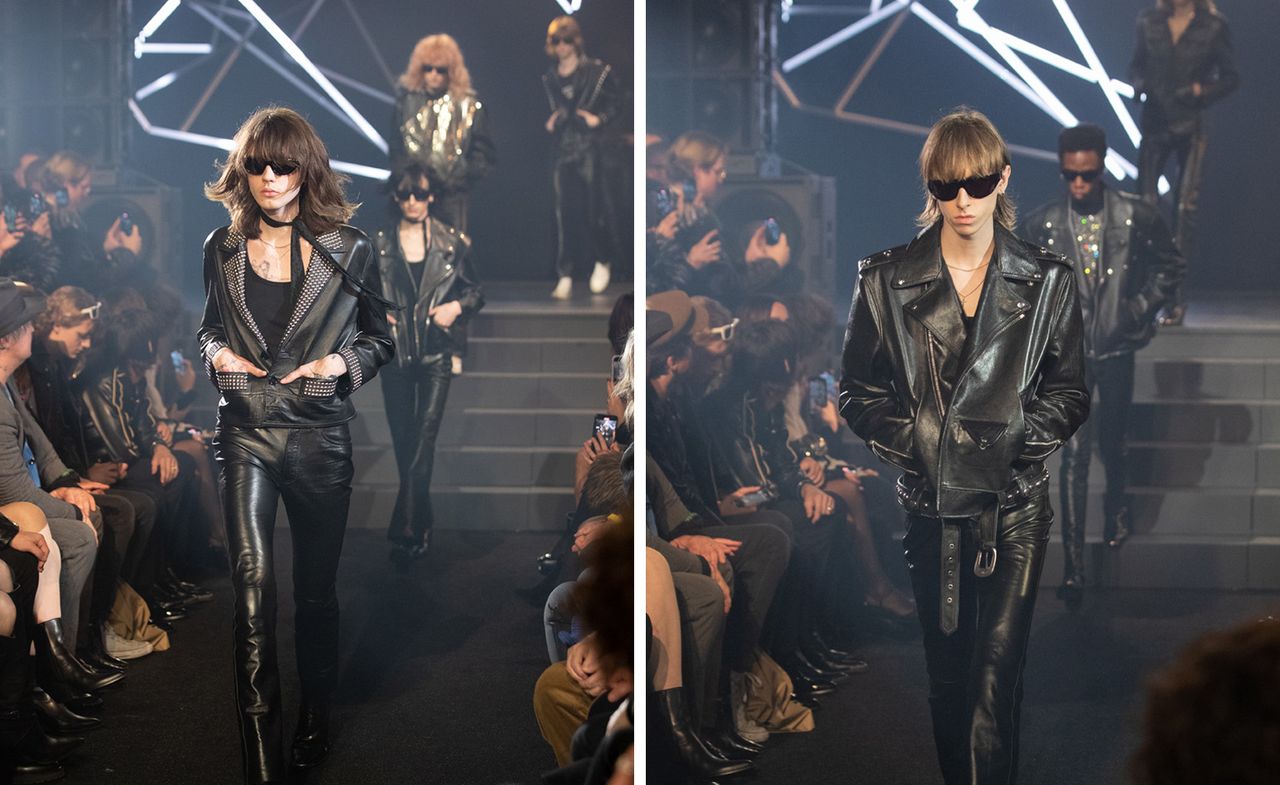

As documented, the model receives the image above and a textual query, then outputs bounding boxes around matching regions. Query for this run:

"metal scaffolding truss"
[776,0,1167,190]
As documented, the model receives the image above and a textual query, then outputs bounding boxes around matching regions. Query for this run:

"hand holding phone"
[593,414,619,447]
[763,217,781,245]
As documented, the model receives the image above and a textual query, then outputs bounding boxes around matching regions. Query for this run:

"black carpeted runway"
[58,529,564,785]
[747,589,1280,784]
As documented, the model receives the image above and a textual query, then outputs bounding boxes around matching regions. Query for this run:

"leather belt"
[899,467,1050,635]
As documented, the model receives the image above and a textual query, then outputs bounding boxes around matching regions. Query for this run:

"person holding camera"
[373,163,483,567]
[200,107,393,783]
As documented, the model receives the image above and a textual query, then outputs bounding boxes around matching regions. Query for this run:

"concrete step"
[1045,441,1266,489]
[351,445,578,487]
[1132,357,1280,400]
[351,371,608,412]
[470,309,615,339]
[1145,327,1280,358]
[467,337,614,374]
[1039,535,1280,591]
[1039,486,1270,538]
[345,484,574,532]
[1125,400,1280,443]
[348,406,600,448]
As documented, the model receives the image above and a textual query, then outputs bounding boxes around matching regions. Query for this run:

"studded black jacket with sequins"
[839,222,1090,518]
[1023,187,1185,360]
[197,224,394,428]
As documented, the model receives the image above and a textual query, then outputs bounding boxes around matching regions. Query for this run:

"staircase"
[1040,295,1280,590]
[345,283,619,532]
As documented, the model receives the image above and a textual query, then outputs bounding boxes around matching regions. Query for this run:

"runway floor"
[749,587,1280,785]
[57,530,565,785]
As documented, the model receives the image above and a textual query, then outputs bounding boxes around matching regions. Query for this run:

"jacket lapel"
[898,227,965,358]
[279,229,346,349]
[221,231,268,354]
[959,228,1036,375]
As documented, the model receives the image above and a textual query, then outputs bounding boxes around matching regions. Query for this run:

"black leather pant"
[1137,126,1207,309]
[762,498,842,662]
[1058,353,1135,582]
[381,359,452,545]
[903,493,1053,785]
[214,425,353,784]
[553,151,616,278]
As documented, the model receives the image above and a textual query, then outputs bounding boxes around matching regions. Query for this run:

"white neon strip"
[1052,0,1142,148]
[870,0,884,12]
[138,0,182,41]
[782,0,911,73]
[236,0,388,154]
[987,29,1133,98]
[136,42,213,55]
[135,70,181,100]
[131,100,390,180]
[317,66,395,105]
[910,4,1053,117]
[186,2,362,135]
[554,0,583,13]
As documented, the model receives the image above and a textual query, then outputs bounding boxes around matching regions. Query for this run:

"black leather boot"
[81,624,126,674]
[654,688,752,779]
[36,620,124,693]
[1105,506,1132,549]
[1058,433,1090,610]
[32,688,100,735]
[290,702,330,769]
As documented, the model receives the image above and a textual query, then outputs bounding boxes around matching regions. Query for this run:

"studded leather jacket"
[197,224,394,428]
[1023,188,1185,360]
[372,218,484,367]
[840,222,1089,520]
[390,88,495,192]
[541,58,618,162]
[1130,7,1238,136]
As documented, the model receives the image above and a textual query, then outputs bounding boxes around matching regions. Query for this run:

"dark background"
[3,0,634,298]
[753,0,1275,297]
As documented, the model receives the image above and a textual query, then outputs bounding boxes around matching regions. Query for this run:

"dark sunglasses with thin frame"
[420,64,449,75]
[396,186,431,202]
[549,35,576,45]
[926,172,1002,202]
[1061,168,1103,183]
[243,157,299,176]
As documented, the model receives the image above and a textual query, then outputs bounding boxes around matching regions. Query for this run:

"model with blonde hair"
[200,106,393,783]
[840,108,1088,784]
[542,15,620,299]
[391,33,495,234]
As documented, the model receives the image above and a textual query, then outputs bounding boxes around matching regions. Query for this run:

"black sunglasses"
[927,172,1002,201]
[549,35,576,45]
[1061,168,1103,183]
[421,64,449,75]
[396,186,431,202]
[243,157,299,176]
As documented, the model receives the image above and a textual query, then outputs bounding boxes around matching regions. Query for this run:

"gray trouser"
[48,514,100,647]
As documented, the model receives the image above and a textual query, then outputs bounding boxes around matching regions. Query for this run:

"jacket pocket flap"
[214,371,249,392]
[958,419,1008,450]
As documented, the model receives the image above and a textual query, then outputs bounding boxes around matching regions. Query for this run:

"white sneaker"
[588,262,610,294]
[551,276,573,300]
[104,627,154,660]
[731,670,770,744]
[451,355,463,376]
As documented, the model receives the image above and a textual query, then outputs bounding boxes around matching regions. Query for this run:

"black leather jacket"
[1130,7,1238,135]
[1023,188,1185,360]
[197,224,394,428]
[372,218,483,367]
[77,366,160,464]
[700,382,807,503]
[541,58,618,162]
[840,222,1089,518]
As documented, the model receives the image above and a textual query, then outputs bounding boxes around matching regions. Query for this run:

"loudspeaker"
[0,0,129,168]
[649,0,777,154]
[713,172,837,295]
[80,178,185,291]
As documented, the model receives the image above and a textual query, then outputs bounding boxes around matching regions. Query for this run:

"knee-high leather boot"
[1058,433,1090,607]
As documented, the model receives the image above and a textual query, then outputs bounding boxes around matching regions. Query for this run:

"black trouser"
[1058,353,1135,582]
[0,549,38,709]
[553,151,616,279]
[903,493,1053,785]
[214,424,353,784]
[762,498,842,663]
[116,451,197,594]
[83,492,135,648]
[112,488,158,587]
[1137,126,1207,309]
[381,359,452,545]
[697,517,791,671]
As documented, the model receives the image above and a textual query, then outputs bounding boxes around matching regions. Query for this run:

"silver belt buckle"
[974,545,998,578]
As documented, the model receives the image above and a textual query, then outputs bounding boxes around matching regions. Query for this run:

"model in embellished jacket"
[372,163,483,566]
[1129,0,1237,325]
[199,106,393,785]
[841,110,1088,785]
[390,33,495,235]
[1023,124,1185,609]
[542,14,620,300]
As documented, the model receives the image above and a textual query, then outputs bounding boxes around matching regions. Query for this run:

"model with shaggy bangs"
[204,106,356,239]
[399,34,472,103]
[545,15,585,57]
[917,109,1016,230]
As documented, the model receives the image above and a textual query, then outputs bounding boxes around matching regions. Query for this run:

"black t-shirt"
[245,265,293,356]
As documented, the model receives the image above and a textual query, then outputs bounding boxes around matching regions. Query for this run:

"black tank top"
[245,264,293,356]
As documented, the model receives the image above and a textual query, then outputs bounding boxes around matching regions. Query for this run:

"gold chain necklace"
[958,277,985,304]
[945,258,990,273]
